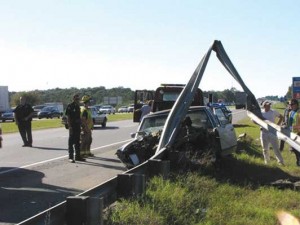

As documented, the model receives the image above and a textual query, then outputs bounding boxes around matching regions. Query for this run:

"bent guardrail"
[17,156,170,225]
[247,111,300,152]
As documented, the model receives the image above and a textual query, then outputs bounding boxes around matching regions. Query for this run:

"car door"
[90,107,100,125]
[213,108,237,152]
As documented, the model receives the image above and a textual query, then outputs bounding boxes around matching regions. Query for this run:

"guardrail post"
[148,159,170,179]
[66,196,89,225]
[117,174,145,198]
[87,197,103,225]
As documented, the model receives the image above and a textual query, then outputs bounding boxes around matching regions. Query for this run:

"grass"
[105,103,300,225]
[0,113,133,134]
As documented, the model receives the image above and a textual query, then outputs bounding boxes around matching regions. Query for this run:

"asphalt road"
[0,119,138,225]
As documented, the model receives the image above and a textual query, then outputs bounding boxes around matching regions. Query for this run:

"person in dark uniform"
[65,94,85,163]
[14,96,34,147]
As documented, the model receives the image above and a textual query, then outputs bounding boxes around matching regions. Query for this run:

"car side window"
[214,108,229,125]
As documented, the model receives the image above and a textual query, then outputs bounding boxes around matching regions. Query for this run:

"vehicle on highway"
[127,104,134,113]
[1,108,15,122]
[118,106,128,113]
[32,104,46,118]
[116,106,237,169]
[61,106,107,128]
[133,84,204,122]
[38,106,61,119]
[89,106,107,127]
[99,105,116,114]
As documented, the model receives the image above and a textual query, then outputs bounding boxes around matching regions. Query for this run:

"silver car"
[116,106,237,169]
[62,106,107,128]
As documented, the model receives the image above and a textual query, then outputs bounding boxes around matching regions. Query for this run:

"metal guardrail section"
[247,111,300,152]
[17,162,149,225]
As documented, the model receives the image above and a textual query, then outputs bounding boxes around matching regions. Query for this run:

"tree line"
[9,85,290,108]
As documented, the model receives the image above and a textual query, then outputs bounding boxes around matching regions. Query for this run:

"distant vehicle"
[0,86,9,113]
[1,109,15,122]
[61,106,107,128]
[235,92,247,109]
[32,105,46,118]
[93,104,103,112]
[118,106,128,113]
[89,106,107,127]
[116,106,237,169]
[127,104,134,113]
[99,105,116,114]
[44,102,64,115]
[38,106,61,119]
[133,84,204,122]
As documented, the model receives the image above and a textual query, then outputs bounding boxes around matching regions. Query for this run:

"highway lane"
[0,119,138,224]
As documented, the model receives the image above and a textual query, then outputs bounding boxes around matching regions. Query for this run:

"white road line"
[0,139,131,175]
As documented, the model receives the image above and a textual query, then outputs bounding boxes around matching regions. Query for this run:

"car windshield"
[139,109,213,135]
[41,106,54,111]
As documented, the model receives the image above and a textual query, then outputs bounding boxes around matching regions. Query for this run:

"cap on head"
[261,100,271,107]
[81,95,91,103]
[73,94,80,100]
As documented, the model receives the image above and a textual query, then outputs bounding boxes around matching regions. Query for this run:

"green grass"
[105,103,300,225]
[0,113,133,134]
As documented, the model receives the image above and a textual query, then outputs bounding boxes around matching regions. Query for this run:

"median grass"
[105,103,300,225]
[0,113,133,134]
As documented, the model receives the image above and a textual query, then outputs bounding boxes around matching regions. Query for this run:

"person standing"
[138,100,152,122]
[0,125,2,148]
[287,98,300,166]
[65,94,85,163]
[260,100,284,165]
[14,96,34,147]
[80,95,94,158]
[280,100,292,151]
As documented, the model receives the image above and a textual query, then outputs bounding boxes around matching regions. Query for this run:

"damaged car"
[116,106,237,169]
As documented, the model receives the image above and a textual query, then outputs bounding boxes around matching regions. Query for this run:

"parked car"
[38,106,61,119]
[127,104,134,113]
[61,106,108,128]
[32,105,46,118]
[118,106,128,113]
[1,109,15,122]
[99,105,116,114]
[89,106,107,127]
[116,106,237,169]
[93,104,103,112]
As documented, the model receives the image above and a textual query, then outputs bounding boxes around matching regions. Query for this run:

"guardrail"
[18,110,300,225]
[17,155,170,225]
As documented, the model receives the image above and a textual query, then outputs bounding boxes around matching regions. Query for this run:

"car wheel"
[102,118,107,128]
[2,119,5,122]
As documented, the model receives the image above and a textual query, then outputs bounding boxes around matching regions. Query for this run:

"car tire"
[2,119,5,122]
[102,118,107,128]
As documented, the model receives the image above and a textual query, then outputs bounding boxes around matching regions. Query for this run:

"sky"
[0,0,299,98]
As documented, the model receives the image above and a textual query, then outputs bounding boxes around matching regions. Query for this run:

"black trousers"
[18,121,32,145]
[291,147,300,166]
[68,125,81,159]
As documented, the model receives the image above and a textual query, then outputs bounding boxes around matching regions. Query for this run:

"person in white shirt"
[139,100,152,122]
[260,100,284,165]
